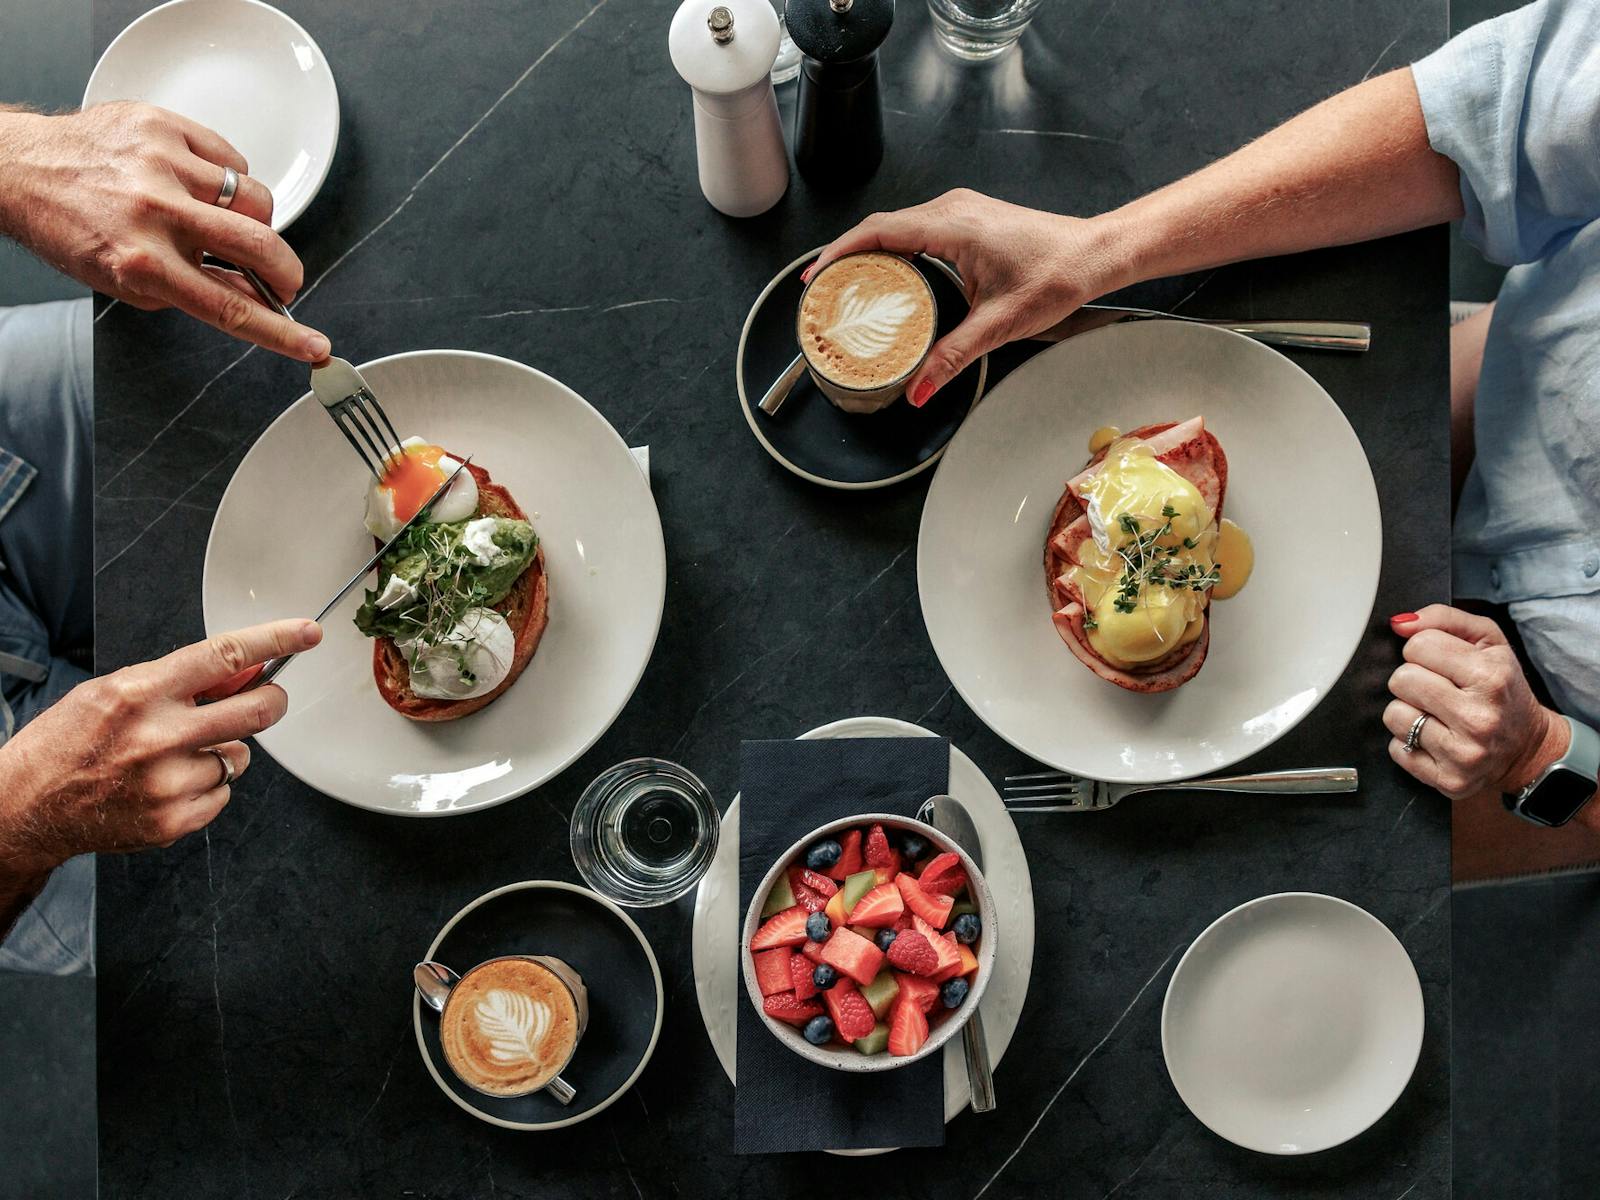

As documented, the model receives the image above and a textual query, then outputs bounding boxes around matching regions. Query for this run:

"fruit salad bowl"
[740,813,996,1073]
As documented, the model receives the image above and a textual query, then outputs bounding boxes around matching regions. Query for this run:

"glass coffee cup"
[416,954,590,1104]
[796,251,938,413]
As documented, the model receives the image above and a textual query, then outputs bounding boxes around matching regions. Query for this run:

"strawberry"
[912,914,963,977]
[764,991,825,1026]
[894,973,941,1013]
[789,877,829,913]
[819,927,886,987]
[887,996,929,1056]
[823,830,864,881]
[751,906,810,950]
[895,870,955,929]
[872,853,902,886]
[823,982,877,1043]
[892,911,916,933]
[791,949,820,1000]
[754,947,794,996]
[917,852,965,894]
[801,939,828,966]
[885,928,940,976]
[864,823,893,868]
[848,882,905,928]
[795,868,839,898]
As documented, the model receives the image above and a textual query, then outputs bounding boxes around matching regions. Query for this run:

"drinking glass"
[771,3,801,84]
[927,0,1043,59]
[570,758,720,906]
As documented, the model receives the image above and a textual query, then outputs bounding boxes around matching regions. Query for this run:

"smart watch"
[1504,715,1600,828]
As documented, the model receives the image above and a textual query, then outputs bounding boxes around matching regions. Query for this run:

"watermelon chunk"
[823,830,864,881]
[754,947,794,996]
[819,927,886,987]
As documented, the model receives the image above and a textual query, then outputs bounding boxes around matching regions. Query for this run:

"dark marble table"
[94,0,1451,1195]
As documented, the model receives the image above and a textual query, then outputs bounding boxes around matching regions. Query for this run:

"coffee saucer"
[413,881,664,1131]
[737,248,988,489]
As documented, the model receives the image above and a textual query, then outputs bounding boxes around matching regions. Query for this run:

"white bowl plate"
[918,321,1382,782]
[203,350,666,815]
[690,716,1036,1152]
[1162,892,1424,1155]
[85,0,339,230]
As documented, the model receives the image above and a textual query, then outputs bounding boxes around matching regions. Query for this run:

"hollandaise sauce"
[1066,441,1219,668]
[1212,518,1254,600]
[1087,425,1122,455]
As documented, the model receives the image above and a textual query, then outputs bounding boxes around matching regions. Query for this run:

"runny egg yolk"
[381,443,452,527]
[1068,441,1216,668]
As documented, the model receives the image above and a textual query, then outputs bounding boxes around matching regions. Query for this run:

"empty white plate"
[203,350,666,816]
[1161,892,1424,1155]
[917,321,1382,783]
[85,0,339,230]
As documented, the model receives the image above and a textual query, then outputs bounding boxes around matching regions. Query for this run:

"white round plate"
[203,349,666,815]
[690,716,1036,1152]
[85,0,339,230]
[1162,892,1423,1155]
[918,321,1381,783]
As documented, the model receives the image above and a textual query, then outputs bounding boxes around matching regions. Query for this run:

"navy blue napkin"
[734,736,949,1154]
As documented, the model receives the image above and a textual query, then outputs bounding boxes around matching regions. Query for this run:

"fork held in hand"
[1002,767,1359,812]
[213,257,404,480]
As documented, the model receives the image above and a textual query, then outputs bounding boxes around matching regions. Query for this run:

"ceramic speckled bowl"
[740,813,997,1073]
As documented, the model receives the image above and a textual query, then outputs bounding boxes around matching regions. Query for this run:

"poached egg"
[363,437,478,540]
[1068,440,1216,668]
[399,608,516,701]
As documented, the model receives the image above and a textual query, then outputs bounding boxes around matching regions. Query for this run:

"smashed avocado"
[353,516,537,643]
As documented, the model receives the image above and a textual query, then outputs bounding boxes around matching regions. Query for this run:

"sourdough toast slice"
[373,458,548,721]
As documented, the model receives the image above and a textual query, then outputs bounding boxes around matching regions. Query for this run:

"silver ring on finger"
[1401,712,1431,754]
[215,166,240,210]
[203,745,236,788]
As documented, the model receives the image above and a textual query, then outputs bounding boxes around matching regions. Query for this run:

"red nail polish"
[911,379,936,408]
[1389,611,1418,627]
[801,265,815,283]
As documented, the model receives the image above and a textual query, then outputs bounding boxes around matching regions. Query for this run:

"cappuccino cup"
[797,251,938,414]
[427,955,589,1102]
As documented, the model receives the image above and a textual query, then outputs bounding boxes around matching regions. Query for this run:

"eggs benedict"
[1044,417,1248,693]
[353,447,549,721]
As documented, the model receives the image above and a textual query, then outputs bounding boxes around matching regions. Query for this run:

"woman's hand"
[807,189,1127,406]
[1385,605,1569,800]
[0,619,322,879]
[0,101,329,361]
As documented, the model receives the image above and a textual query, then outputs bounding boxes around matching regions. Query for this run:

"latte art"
[822,284,921,361]
[439,957,582,1097]
[799,252,937,407]
[476,988,553,1064]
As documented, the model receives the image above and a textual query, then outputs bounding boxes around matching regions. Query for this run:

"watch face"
[1519,766,1599,827]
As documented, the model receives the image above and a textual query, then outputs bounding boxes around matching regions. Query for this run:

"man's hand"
[0,102,330,361]
[806,190,1126,407]
[0,619,322,884]
[1385,605,1568,801]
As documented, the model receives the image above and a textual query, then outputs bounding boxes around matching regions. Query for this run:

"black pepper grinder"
[786,0,894,187]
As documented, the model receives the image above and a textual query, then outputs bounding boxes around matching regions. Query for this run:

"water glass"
[927,0,1043,59]
[570,758,719,907]
[771,5,801,84]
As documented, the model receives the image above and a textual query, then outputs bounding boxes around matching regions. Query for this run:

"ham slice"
[1043,419,1226,694]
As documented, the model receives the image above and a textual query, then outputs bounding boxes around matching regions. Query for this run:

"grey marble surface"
[93,0,1451,1196]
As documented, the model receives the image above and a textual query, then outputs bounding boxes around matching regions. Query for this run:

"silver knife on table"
[237,455,474,692]
[1034,305,1371,352]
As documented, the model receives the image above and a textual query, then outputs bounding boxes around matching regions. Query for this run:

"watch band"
[1510,715,1600,822]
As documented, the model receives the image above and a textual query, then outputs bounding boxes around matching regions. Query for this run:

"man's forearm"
[1096,68,1463,291]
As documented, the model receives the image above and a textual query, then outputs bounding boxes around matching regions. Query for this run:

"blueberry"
[940,978,970,1009]
[811,963,839,990]
[803,1015,834,1045]
[875,928,898,952]
[805,912,832,942]
[805,839,842,871]
[952,913,982,945]
[900,833,928,863]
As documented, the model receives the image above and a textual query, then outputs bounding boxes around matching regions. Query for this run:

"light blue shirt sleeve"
[1411,0,1600,266]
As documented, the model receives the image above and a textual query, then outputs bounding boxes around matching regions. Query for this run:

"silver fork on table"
[208,258,404,479]
[1002,767,1359,813]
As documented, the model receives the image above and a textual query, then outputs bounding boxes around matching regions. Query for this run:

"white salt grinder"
[669,0,789,218]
